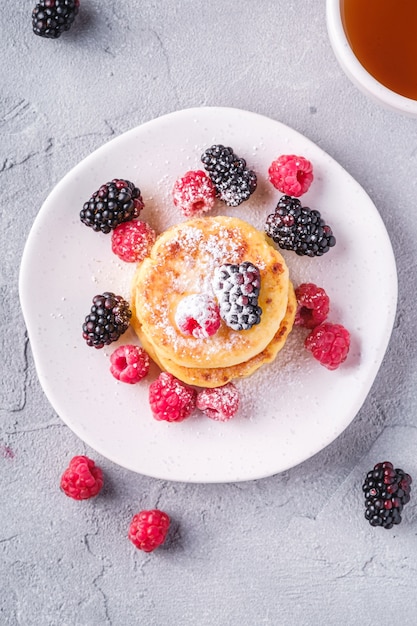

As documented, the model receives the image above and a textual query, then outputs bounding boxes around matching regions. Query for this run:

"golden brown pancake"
[131,282,296,388]
[132,216,290,369]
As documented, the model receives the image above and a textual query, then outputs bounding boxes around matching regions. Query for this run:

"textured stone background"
[2,2,417,625]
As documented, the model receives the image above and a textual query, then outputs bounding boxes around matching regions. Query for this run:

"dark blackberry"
[80,179,144,234]
[201,144,257,207]
[82,292,131,349]
[32,0,80,39]
[362,462,412,529]
[265,195,336,257]
[212,262,262,331]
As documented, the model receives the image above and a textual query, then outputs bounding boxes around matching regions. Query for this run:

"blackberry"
[212,262,262,331]
[265,195,336,257]
[82,292,131,349]
[362,462,412,529]
[80,179,144,234]
[201,144,257,207]
[32,0,80,39]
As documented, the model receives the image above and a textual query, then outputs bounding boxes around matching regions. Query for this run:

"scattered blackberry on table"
[304,322,350,370]
[265,195,336,257]
[128,509,170,552]
[201,144,257,207]
[172,170,216,217]
[60,455,103,500]
[212,262,262,331]
[80,179,144,234]
[32,0,80,39]
[82,292,131,349]
[268,154,314,197]
[363,462,412,529]
[295,282,330,329]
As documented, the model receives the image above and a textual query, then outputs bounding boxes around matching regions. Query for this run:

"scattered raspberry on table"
[128,509,170,552]
[149,372,197,422]
[110,345,150,384]
[304,322,350,370]
[268,154,314,197]
[60,455,104,500]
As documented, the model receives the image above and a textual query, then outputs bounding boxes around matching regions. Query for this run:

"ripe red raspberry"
[149,372,197,422]
[172,170,216,217]
[111,220,156,263]
[128,509,170,552]
[196,383,239,422]
[268,154,314,197]
[304,323,350,370]
[175,293,221,338]
[110,344,150,384]
[60,455,104,500]
[295,283,330,329]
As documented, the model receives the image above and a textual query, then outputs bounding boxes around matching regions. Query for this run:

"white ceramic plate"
[19,107,397,483]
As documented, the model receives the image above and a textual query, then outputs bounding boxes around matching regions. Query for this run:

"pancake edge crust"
[131,282,296,388]
[131,216,290,369]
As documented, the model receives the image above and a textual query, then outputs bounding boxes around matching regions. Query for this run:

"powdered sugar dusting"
[172,170,216,217]
[174,293,221,339]
[204,228,242,264]
[178,224,204,248]
[196,382,240,421]
[136,217,280,365]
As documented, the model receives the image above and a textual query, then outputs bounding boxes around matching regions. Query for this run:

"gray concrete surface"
[2,1,417,625]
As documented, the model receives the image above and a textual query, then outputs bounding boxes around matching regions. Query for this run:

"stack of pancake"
[130,216,296,387]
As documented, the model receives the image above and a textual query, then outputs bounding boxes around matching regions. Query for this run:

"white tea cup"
[326,0,417,117]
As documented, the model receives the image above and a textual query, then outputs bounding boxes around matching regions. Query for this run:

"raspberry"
[304,323,350,370]
[363,462,412,529]
[172,170,216,217]
[212,261,262,331]
[196,383,239,422]
[82,292,131,349]
[149,372,197,422]
[111,220,156,263]
[268,154,314,197]
[110,344,150,384]
[175,294,221,339]
[201,144,257,207]
[32,0,80,38]
[295,283,330,329]
[265,195,336,257]
[128,509,170,552]
[80,179,144,234]
[60,455,103,500]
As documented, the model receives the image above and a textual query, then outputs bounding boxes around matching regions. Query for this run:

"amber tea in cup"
[342,0,417,100]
